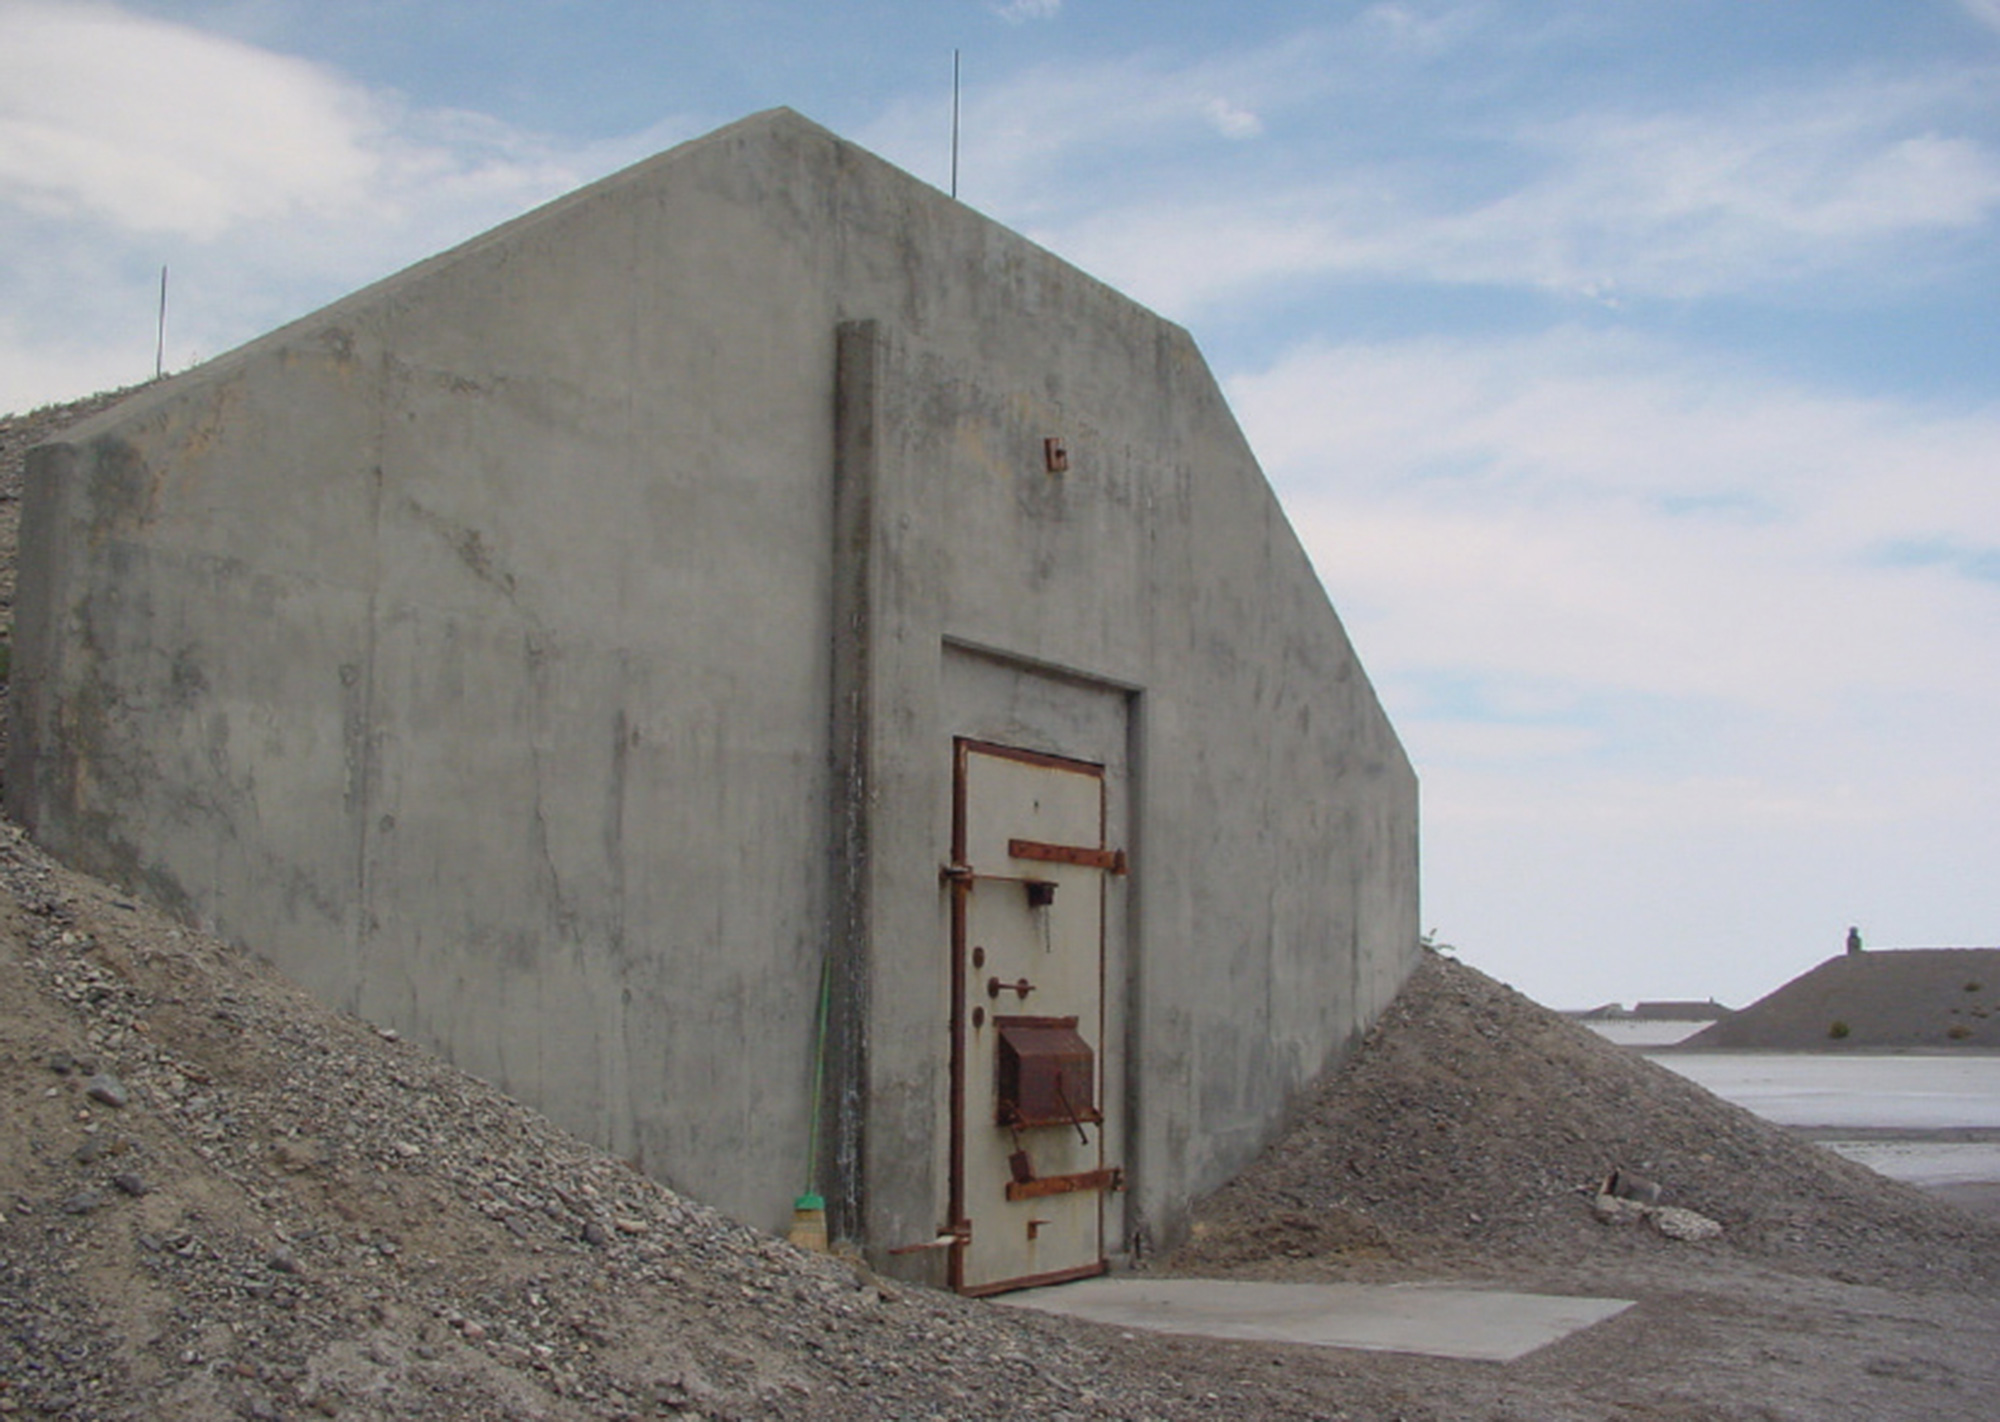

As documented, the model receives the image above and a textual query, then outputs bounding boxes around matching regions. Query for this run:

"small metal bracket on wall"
[1044,436,1069,474]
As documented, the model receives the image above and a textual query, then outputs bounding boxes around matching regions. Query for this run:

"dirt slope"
[1685,949,2000,1049]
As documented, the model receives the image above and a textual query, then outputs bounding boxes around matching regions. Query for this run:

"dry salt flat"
[1646,1049,2000,1220]
[1650,1052,2000,1130]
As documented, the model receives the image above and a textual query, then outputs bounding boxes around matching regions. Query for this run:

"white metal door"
[949,739,1122,1296]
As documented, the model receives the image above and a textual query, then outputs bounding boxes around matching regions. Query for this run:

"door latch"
[987,976,1036,1000]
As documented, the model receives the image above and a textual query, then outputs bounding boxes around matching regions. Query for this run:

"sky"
[2,0,1996,1010]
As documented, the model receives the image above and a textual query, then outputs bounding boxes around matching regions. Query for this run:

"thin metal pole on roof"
[155,265,168,381]
[951,49,961,199]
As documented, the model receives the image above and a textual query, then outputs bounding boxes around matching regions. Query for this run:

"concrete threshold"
[998,1277,1634,1363]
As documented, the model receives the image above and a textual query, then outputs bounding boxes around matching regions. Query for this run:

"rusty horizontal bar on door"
[1007,839,1129,874]
[887,1224,969,1256]
[939,862,1063,889]
[960,1258,1108,1299]
[1004,1166,1124,1202]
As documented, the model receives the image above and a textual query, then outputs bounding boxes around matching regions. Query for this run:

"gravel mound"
[1173,949,2000,1293]
[1685,948,2000,1049]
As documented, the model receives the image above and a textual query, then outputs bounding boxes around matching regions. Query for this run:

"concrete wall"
[9,109,1418,1260]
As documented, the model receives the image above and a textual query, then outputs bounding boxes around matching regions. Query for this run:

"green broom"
[787,954,834,1252]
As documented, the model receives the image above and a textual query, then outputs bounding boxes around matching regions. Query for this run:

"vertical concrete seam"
[351,326,391,1008]
[5,443,74,825]
[1119,685,1148,1258]
[826,318,882,1244]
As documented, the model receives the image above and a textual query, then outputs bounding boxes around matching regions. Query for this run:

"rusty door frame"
[947,735,1112,1295]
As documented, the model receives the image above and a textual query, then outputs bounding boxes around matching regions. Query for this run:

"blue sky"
[3,0,1997,1009]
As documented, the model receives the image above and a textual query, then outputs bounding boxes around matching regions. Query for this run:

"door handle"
[987,976,1036,1000]
[1053,1072,1091,1146]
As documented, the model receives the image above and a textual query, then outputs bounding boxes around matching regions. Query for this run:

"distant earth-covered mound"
[1686,948,2000,1050]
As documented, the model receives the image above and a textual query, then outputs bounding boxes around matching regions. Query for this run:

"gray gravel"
[1177,950,2000,1296]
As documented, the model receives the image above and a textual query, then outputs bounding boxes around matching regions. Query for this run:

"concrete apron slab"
[998,1277,1635,1363]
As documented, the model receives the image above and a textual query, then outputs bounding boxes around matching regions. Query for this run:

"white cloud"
[1958,0,2000,34]
[992,0,1062,22]
[1233,330,2000,721]
[1025,66,2000,316]
[1420,760,1994,1006]
[0,2,696,413]
[0,2,384,239]
[1358,1,1494,56]
[0,3,646,248]
[1203,98,1265,141]
[1228,327,2000,1005]
[1471,101,2000,298]
[856,32,1333,216]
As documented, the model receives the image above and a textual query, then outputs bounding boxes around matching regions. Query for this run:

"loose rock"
[1652,1205,1725,1242]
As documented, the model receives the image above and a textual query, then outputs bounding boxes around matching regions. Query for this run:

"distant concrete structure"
[1847,925,1864,955]
[1632,1000,1729,1022]
[8,110,1419,1294]
[1567,1002,1729,1022]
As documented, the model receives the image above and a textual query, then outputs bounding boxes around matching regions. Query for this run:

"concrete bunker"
[9,109,1419,1295]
